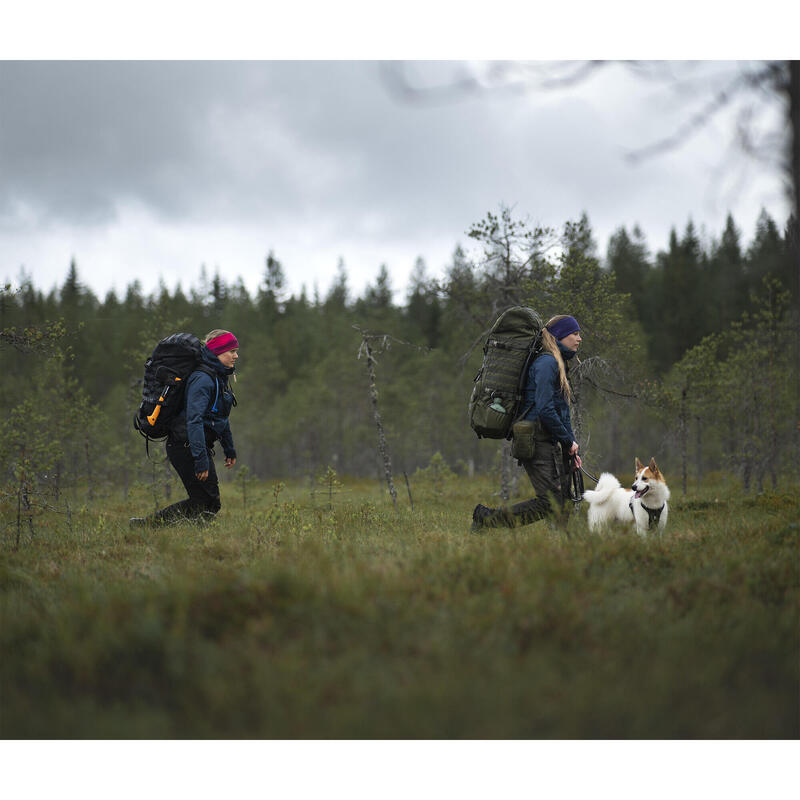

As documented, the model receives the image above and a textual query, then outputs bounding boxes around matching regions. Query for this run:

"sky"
[0,20,793,307]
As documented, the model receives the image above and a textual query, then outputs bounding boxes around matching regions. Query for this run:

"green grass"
[1,476,798,738]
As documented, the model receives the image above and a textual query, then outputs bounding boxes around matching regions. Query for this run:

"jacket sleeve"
[185,372,213,472]
[219,419,236,459]
[533,355,574,446]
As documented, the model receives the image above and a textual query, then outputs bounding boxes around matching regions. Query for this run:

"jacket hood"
[200,344,235,376]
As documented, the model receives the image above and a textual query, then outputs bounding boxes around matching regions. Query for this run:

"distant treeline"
[1,207,797,509]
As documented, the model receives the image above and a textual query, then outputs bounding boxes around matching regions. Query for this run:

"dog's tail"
[582,472,621,505]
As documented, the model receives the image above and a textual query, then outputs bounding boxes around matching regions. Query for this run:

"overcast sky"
[0,59,790,304]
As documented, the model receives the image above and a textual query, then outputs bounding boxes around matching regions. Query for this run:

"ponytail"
[542,316,572,402]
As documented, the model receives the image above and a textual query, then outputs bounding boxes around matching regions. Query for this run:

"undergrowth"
[1,477,798,738]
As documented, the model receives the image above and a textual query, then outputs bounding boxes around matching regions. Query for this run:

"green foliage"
[667,278,797,491]
[1,284,67,355]
[318,465,343,509]
[235,465,252,509]
[1,208,796,497]
[412,451,456,498]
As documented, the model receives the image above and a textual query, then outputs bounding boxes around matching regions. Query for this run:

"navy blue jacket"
[173,346,236,473]
[521,342,576,447]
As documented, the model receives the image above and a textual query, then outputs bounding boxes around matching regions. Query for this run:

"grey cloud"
[0,60,789,286]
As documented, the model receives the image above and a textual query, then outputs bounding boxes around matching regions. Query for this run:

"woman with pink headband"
[130,329,240,527]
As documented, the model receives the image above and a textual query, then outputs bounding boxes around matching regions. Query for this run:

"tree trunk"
[500,440,512,502]
[85,438,94,502]
[363,338,397,510]
[124,380,136,501]
[609,402,620,474]
[511,459,520,499]
[789,63,800,477]
[695,415,703,488]
[680,387,688,495]
[164,459,172,502]
[789,61,800,299]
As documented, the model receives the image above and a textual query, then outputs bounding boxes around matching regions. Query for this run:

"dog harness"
[629,498,665,530]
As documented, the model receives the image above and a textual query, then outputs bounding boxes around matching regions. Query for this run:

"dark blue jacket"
[521,342,576,447]
[173,346,237,473]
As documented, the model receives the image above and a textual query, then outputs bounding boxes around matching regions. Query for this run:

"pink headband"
[206,332,239,355]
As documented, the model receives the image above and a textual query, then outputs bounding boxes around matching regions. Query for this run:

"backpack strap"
[189,364,230,414]
[210,376,220,413]
[509,337,543,431]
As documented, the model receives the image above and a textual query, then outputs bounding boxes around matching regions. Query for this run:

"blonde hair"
[203,329,233,344]
[542,315,572,402]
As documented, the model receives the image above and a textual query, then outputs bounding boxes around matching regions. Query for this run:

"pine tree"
[258,250,286,321]
[746,209,791,299]
[325,258,349,311]
[405,257,441,347]
[708,213,745,330]
[606,224,651,322]
[651,221,706,368]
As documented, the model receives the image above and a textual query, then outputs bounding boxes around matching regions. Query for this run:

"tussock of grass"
[1,479,798,738]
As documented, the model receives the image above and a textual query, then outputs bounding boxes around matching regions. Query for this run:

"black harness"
[629,497,665,530]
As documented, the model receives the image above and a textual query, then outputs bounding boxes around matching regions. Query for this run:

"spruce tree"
[606,224,651,323]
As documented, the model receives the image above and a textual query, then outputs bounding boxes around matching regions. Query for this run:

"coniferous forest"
[1,205,798,512]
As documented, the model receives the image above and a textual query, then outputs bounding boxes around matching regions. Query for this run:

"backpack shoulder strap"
[511,336,544,427]
[188,364,224,412]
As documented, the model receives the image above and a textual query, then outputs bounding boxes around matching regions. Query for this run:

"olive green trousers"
[509,426,571,526]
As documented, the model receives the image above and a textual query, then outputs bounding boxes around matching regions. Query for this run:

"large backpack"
[468,306,543,439]
[133,333,207,443]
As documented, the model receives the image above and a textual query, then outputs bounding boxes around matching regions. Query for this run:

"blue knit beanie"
[546,316,580,341]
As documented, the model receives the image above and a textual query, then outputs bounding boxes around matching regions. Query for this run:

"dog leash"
[570,456,599,484]
[568,454,589,509]
[579,464,599,484]
[570,465,585,509]
[568,457,602,510]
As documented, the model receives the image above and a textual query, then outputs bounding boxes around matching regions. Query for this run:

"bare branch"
[625,71,749,164]
[625,61,789,165]
[458,324,493,369]
[380,60,610,106]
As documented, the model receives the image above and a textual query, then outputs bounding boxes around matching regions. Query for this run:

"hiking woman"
[471,315,582,530]
[130,330,239,527]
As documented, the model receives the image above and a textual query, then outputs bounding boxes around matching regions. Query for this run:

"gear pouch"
[511,420,536,460]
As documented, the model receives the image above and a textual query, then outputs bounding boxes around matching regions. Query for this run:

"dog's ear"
[635,457,644,473]
[649,457,660,476]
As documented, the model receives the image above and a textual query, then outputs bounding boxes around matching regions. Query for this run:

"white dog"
[583,457,670,535]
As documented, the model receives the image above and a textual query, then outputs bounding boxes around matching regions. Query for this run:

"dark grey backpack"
[133,333,205,442]
[468,307,543,439]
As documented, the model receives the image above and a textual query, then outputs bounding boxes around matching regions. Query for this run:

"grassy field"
[1,474,798,739]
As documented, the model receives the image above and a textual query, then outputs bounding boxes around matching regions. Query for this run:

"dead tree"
[355,327,430,511]
[356,329,398,510]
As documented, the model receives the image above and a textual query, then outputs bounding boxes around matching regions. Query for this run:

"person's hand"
[196,470,209,481]
[569,441,582,470]
[224,457,236,469]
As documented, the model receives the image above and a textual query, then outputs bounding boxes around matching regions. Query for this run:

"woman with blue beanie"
[472,314,582,531]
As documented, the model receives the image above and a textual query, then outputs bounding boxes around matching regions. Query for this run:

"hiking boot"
[194,510,217,528]
[471,503,495,532]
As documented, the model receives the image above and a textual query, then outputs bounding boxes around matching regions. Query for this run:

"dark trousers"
[149,440,221,525]
[508,432,571,526]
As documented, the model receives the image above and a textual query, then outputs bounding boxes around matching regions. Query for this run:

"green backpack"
[468,306,543,439]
